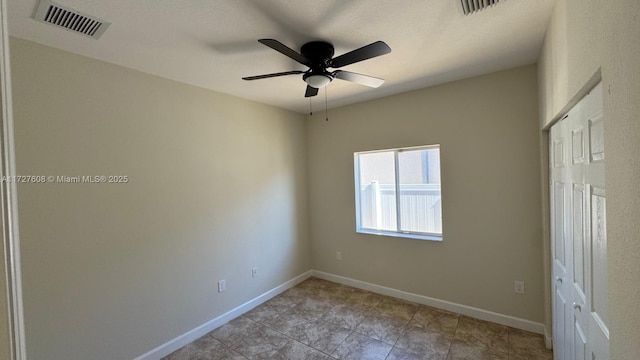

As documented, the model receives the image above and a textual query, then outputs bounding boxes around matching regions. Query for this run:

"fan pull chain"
[309,97,312,116]
[324,87,329,122]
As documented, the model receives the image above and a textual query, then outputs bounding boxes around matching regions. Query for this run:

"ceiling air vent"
[460,0,501,15]
[33,0,111,39]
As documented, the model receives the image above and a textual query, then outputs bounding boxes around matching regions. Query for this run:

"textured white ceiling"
[8,0,556,113]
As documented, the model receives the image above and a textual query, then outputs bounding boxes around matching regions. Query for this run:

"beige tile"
[262,294,300,313]
[395,325,451,360]
[286,319,351,354]
[210,316,256,347]
[261,308,310,337]
[189,335,248,360]
[230,324,291,360]
[510,353,553,360]
[321,303,371,330]
[190,333,219,351]
[447,338,507,360]
[409,306,460,337]
[412,306,457,326]
[508,329,552,360]
[355,312,409,345]
[162,345,191,360]
[453,316,508,355]
[332,332,393,360]
[192,350,247,360]
[280,286,314,300]
[342,289,387,309]
[315,285,356,304]
[243,303,282,324]
[297,278,348,301]
[373,298,419,322]
[297,277,333,290]
[325,283,356,296]
[271,340,329,360]
[293,297,333,321]
[386,347,427,360]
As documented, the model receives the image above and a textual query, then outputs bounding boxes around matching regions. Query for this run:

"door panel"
[553,138,565,167]
[574,320,587,360]
[590,187,607,325]
[571,127,585,164]
[589,115,604,163]
[553,182,566,269]
[572,184,586,302]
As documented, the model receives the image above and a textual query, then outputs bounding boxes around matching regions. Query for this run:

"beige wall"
[538,1,640,358]
[307,65,545,323]
[0,91,11,360]
[10,38,309,360]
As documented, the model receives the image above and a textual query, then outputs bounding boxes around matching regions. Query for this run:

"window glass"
[398,148,442,234]
[357,151,396,231]
[355,145,442,240]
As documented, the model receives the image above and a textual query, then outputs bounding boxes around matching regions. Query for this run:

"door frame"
[541,70,603,352]
[0,0,27,358]
[537,127,553,348]
[543,71,604,358]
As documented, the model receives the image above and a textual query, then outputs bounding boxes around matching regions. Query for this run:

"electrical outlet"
[252,267,258,278]
[336,251,342,260]
[514,281,525,294]
[218,280,226,293]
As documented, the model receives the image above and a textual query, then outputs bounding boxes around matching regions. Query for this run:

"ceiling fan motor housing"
[300,41,334,66]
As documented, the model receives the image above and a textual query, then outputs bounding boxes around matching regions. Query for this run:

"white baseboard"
[544,327,553,349]
[311,270,546,335]
[135,269,548,360]
[133,270,312,360]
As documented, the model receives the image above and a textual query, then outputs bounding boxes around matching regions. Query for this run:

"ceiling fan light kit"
[242,39,391,98]
[303,73,332,88]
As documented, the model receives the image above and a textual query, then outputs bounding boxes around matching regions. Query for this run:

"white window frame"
[354,144,443,241]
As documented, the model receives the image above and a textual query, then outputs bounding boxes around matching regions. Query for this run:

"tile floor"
[163,277,552,360]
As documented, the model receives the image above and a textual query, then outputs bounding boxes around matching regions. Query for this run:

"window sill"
[356,228,443,242]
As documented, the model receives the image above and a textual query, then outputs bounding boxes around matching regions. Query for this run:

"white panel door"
[550,83,608,360]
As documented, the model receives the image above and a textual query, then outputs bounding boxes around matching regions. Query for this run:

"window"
[354,145,442,241]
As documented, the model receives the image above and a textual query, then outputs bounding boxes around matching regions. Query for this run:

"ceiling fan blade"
[330,41,391,68]
[305,85,319,97]
[333,70,385,88]
[258,39,312,67]
[242,70,305,81]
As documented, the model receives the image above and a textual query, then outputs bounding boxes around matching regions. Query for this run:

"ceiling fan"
[242,39,391,97]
